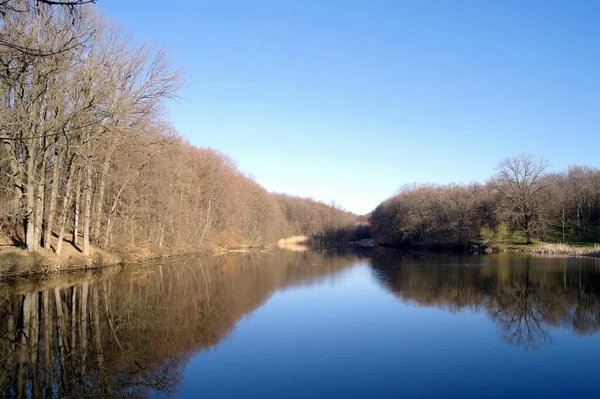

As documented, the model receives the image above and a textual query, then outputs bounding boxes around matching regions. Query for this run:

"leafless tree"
[491,154,550,244]
[0,0,96,58]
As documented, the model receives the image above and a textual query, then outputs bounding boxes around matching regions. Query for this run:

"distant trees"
[552,166,600,242]
[370,184,490,248]
[274,194,366,243]
[370,156,600,248]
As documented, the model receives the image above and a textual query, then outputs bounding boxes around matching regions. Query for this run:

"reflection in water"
[0,250,360,398]
[371,250,600,349]
[3,248,600,397]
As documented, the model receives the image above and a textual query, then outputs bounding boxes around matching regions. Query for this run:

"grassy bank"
[0,245,169,280]
[373,236,600,259]
[500,242,600,258]
[1,232,362,280]
[3,237,598,281]
[0,238,254,280]
[479,228,600,258]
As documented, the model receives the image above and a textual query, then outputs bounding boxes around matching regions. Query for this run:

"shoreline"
[500,242,600,258]
[1,240,599,281]
[0,243,276,281]
[375,241,600,259]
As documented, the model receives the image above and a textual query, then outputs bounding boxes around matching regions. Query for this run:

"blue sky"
[99,0,600,214]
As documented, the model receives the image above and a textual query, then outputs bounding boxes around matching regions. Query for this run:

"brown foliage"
[274,194,368,243]
[371,156,600,248]
[0,5,292,254]
[371,183,492,248]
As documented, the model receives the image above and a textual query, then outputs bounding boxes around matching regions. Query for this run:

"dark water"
[2,249,600,398]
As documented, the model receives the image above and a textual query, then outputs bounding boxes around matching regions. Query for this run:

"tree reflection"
[371,250,600,350]
[488,263,551,349]
[0,250,358,397]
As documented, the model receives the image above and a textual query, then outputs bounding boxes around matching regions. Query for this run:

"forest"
[0,1,362,260]
[0,1,598,265]
[370,155,600,249]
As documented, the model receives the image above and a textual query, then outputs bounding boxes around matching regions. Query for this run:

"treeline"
[0,2,360,256]
[275,194,369,243]
[371,154,600,248]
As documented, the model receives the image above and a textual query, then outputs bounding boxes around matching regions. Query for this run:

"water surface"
[2,249,600,398]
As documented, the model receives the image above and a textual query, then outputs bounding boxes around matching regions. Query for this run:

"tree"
[0,1,96,57]
[492,154,549,244]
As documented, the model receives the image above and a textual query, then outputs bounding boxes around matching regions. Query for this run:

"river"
[2,248,600,398]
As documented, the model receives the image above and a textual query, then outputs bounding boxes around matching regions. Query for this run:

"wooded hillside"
[371,154,600,248]
[0,2,359,256]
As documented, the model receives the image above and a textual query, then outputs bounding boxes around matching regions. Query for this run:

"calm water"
[2,249,600,398]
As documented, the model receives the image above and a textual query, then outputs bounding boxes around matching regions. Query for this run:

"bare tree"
[0,0,96,57]
[491,154,549,244]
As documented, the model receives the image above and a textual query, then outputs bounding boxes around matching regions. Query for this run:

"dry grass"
[528,243,600,257]
[277,236,309,252]
[0,241,122,280]
[0,247,61,279]
[278,236,308,245]
[278,242,309,252]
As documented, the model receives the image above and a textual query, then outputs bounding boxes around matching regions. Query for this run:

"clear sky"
[98,0,600,215]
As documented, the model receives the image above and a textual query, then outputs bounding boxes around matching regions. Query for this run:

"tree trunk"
[73,174,81,247]
[524,213,532,244]
[33,153,47,249]
[158,223,164,248]
[44,150,63,250]
[2,139,25,239]
[92,143,116,245]
[103,160,150,248]
[55,156,77,255]
[83,166,92,256]
[25,145,37,251]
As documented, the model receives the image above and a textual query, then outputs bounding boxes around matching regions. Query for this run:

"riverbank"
[0,245,185,280]
[0,236,277,280]
[2,237,599,281]
[1,231,370,280]
[500,242,600,258]
[376,239,600,259]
